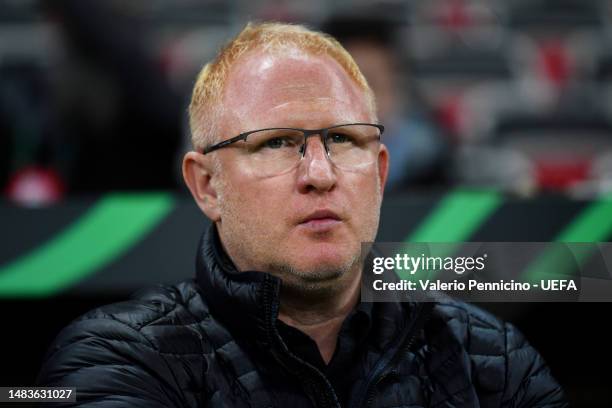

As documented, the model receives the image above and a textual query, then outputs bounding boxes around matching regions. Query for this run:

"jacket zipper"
[355,302,434,408]
[262,275,340,408]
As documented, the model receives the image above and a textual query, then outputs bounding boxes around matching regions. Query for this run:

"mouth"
[298,209,342,232]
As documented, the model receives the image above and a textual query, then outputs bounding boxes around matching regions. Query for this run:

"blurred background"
[1,0,612,406]
[7,0,612,198]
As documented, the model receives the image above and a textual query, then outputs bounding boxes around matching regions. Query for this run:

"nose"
[296,135,336,193]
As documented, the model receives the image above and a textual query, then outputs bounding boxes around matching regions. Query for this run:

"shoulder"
[37,280,211,405]
[49,280,210,355]
[81,279,209,328]
[432,297,548,358]
[428,298,567,406]
[38,280,209,382]
[431,297,533,360]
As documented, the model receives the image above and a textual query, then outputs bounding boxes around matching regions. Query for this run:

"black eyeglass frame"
[202,123,385,155]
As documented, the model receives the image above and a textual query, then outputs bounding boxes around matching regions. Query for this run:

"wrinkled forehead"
[221,49,372,127]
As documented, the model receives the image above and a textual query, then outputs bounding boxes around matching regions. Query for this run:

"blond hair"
[188,22,376,151]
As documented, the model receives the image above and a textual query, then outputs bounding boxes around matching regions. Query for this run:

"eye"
[263,136,298,149]
[328,132,352,144]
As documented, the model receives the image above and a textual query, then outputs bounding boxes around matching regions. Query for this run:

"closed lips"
[300,210,341,223]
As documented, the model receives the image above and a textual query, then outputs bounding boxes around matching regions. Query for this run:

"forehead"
[221,49,373,133]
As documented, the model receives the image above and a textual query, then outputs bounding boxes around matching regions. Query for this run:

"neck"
[278,270,361,364]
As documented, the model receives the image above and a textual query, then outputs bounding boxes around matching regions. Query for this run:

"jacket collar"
[194,224,418,350]
[195,223,281,346]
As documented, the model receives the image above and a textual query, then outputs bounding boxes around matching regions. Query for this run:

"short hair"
[188,22,376,151]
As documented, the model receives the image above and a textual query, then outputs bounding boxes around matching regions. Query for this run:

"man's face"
[208,49,388,292]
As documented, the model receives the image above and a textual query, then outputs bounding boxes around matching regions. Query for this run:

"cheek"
[342,171,382,236]
[221,177,291,229]
[345,168,381,202]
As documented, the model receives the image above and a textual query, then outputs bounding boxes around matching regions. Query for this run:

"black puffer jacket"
[38,226,568,407]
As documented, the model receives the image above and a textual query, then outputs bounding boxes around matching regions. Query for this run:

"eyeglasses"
[202,123,384,177]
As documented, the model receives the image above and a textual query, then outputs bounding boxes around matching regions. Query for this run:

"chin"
[289,249,358,280]
[272,232,361,277]
[303,237,353,258]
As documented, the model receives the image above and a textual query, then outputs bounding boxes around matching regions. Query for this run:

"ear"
[377,144,389,196]
[182,151,221,221]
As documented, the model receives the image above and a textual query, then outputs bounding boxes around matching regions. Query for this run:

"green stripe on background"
[555,197,612,242]
[407,190,503,242]
[523,196,612,282]
[396,190,502,280]
[0,193,174,297]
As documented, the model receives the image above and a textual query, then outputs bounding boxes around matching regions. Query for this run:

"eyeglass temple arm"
[202,132,250,154]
